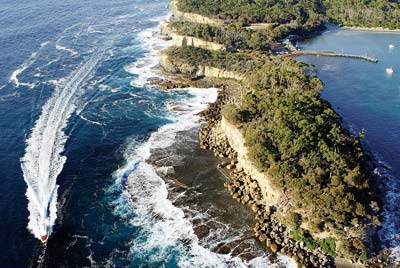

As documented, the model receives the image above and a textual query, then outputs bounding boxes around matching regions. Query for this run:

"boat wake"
[21,53,101,241]
[10,52,38,88]
[9,41,51,88]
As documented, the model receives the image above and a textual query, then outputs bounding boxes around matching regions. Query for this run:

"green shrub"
[290,228,318,251]
[320,237,337,257]
[166,45,373,259]
[287,212,302,229]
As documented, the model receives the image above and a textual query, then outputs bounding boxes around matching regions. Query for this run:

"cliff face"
[160,52,245,81]
[158,0,388,265]
[169,0,224,26]
[171,33,225,51]
[219,117,283,206]
[197,93,335,268]
[160,49,373,265]
[161,23,225,51]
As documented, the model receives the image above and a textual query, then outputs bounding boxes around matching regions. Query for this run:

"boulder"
[194,225,210,239]
[270,243,278,253]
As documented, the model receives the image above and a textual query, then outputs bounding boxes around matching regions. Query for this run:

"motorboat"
[386,67,394,74]
[40,225,50,243]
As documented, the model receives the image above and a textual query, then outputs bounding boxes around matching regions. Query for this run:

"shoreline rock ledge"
[198,93,335,268]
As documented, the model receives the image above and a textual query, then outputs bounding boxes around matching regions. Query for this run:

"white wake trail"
[21,54,101,241]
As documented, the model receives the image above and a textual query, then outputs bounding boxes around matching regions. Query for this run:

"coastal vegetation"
[169,21,271,50]
[177,0,324,26]
[161,0,400,264]
[164,46,259,73]
[175,0,325,40]
[177,0,400,30]
[163,46,377,260]
[324,0,400,29]
[291,228,337,257]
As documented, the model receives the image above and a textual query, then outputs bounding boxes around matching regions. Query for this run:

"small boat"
[386,67,394,74]
[40,224,50,244]
[40,203,52,243]
[40,234,48,243]
[389,44,395,49]
[40,225,50,243]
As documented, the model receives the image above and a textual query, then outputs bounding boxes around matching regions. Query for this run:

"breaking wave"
[111,88,295,268]
[109,12,295,267]
[124,14,172,86]
[377,164,400,261]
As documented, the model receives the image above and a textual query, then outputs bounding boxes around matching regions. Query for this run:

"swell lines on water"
[8,23,85,90]
[21,53,102,241]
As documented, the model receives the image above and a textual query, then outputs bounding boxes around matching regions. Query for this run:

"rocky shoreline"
[196,86,400,268]
[152,3,398,266]
[146,122,287,266]
[149,63,396,268]
[197,90,335,268]
[147,77,190,90]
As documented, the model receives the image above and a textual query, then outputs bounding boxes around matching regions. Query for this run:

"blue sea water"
[0,0,175,266]
[0,0,215,267]
[0,1,294,268]
[298,26,400,260]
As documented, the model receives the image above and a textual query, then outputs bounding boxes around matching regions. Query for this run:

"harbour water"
[298,25,400,261]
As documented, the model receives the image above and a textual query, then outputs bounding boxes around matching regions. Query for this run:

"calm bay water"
[298,25,400,260]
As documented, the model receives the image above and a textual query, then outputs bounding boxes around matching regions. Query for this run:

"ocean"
[0,0,294,267]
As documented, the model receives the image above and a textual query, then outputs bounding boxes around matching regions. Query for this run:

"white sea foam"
[10,52,38,87]
[21,53,101,241]
[378,170,400,261]
[124,14,173,86]
[112,87,295,268]
[10,41,51,87]
[55,44,79,56]
[41,41,51,47]
[78,114,104,126]
[112,12,296,267]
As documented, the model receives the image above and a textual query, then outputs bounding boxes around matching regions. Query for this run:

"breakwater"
[287,50,378,63]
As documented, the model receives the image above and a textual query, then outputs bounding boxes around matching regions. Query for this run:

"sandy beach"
[342,26,400,33]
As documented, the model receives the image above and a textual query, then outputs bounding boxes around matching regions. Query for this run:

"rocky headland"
[151,0,400,267]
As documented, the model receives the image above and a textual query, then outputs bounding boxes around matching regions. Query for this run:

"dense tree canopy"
[170,21,271,50]
[324,0,400,29]
[178,0,400,29]
[165,0,396,261]
[164,46,376,260]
